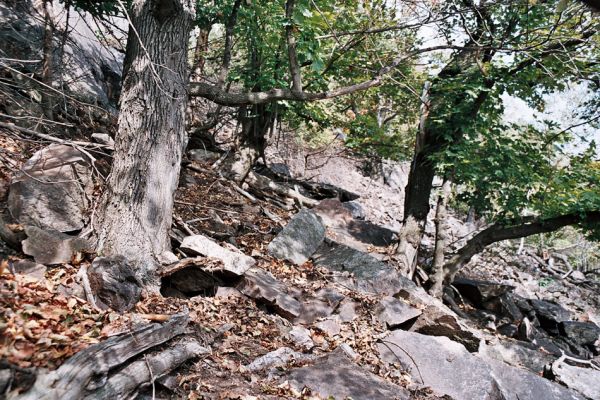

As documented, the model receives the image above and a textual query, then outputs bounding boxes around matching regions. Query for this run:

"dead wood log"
[15,313,190,400]
[82,338,210,400]
[245,171,318,207]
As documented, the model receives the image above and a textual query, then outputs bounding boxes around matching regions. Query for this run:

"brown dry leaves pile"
[0,262,106,369]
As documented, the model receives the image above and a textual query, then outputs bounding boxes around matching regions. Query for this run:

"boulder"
[407,305,482,352]
[479,340,556,374]
[8,144,93,233]
[312,241,415,296]
[378,330,584,400]
[558,321,600,347]
[286,347,410,400]
[237,268,302,319]
[180,235,255,277]
[453,277,515,307]
[552,362,600,400]
[482,293,524,322]
[87,256,142,312]
[375,296,422,329]
[530,299,572,335]
[22,226,92,265]
[267,209,325,265]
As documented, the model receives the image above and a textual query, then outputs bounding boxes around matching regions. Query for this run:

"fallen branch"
[16,313,190,400]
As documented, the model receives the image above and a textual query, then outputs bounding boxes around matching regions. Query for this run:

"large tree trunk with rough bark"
[95,0,195,280]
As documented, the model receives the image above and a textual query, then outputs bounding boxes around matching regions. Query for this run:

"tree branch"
[443,211,600,284]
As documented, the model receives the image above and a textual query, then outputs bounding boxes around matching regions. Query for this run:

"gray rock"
[267,209,325,265]
[246,347,306,372]
[312,241,415,296]
[315,318,341,337]
[483,293,523,322]
[552,362,600,400]
[12,260,46,280]
[530,299,572,335]
[214,287,246,299]
[189,148,219,162]
[558,321,600,347]
[88,256,142,312]
[22,226,92,265]
[479,340,556,374]
[288,326,314,351]
[337,300,358,322]
[342,200,365,220]
[8,144,93,233]
[237,268,302,319]
[375,296,422,329]
[381,160,410,190]
[378,330,584,400]
[180,235,255,276]
[407,305,482,352]
[296,299,336,325]
[286,347,410,400]
[453,277,515,307]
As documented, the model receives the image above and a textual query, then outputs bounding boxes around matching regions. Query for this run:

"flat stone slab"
[237,268,302,319]
[267,209,325,265]
[479,340,556,374]
[378,330,585,400]
[552,361,600,400]
[180,235,255,276]
[375,296,422,329]
[8,144,93,232]
[286,347,410,400]
[246,347,308,372]
[22,226,92,265]
[312,240,415,296]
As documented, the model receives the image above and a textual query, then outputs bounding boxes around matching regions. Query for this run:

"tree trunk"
[227,104,273,184]
[40,0,54,119]
[428,179,451,298]
[96,0,195,281]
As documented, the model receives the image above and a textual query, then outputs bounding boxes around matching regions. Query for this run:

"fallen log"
[82,338,210,400]
[15,313,191,400]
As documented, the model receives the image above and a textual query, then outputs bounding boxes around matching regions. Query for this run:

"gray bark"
[96,0,196,280]
[428,179,451,298]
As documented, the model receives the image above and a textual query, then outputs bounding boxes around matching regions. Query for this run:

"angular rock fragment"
[180,235,255,276]
[267,209,325,265]
[558,321,600,347]
[375,296,422,329]
[87,256,142,312]
[315,318,341,337]
[8,144,93,232]
[11,260,46,280]
[237,268,302,319]
[22,226,92,265]
[453,277,515,307]
[296,299,336,325]
[378,330,584,400]
[286,347,410,400]
[337,300,358,322]
[552,361,600,400]
[288,326,314,351]
[312,241,414,296]
[530,299,572,335]
[479,340,556,374]
[407,305,482,352]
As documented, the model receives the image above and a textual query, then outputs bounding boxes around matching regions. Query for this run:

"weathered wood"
[82,338,210,400]
[16,313,189,400]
